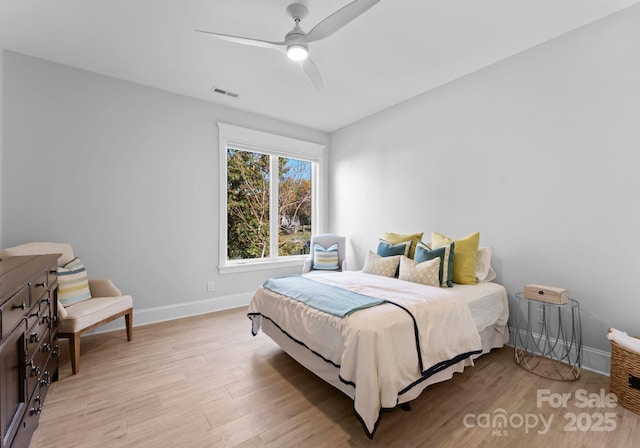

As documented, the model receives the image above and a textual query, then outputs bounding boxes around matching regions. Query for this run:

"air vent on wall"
[210,87,239,98]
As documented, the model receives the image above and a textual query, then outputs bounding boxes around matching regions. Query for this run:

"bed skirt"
[260,317,508,405]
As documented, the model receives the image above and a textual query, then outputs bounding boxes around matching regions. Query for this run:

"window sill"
[219,257,307,274]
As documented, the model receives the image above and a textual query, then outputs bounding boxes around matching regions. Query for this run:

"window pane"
[227,148,270,260]
[278,157,312,256]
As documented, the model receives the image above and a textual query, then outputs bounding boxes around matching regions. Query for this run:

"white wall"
[0,49,4,245]
[2,50,328,325]
[330,5,640,373]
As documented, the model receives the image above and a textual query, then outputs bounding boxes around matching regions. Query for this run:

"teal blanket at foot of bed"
[262,275,385,317]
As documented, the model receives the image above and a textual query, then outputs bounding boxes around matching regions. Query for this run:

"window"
[218,123,325,273]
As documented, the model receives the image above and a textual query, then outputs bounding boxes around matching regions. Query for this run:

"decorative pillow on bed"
[398,256,440,287]
[362,251,400,278]
[376,239,411,257]
[414,241,454,287]
[57,257,92,307]
[431,231,479,285]
[476,247,497,282]
[313,243,340,270]
[379,232,423,258]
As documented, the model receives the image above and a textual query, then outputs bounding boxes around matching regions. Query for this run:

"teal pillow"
[414,241,455,287]
[376,239,410,257]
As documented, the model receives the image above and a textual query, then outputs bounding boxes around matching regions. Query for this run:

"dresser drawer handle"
[36,281,47,288]
[28,361,41,377]
[40,372,51,387]
[13,302,26,310]
[30,333,41,343]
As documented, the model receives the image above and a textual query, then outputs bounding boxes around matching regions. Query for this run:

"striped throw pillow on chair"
[57,257,92,306]
[313,243,340,271]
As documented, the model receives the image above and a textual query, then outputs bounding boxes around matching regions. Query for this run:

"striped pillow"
[313,243,340,270]
[57,257,92,307]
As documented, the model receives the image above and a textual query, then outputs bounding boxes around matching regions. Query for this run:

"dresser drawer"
[47,268,58,290]
[28,291,53,340]
[31,269,51,305]
[1,286,29,338]
[26,302,41,334]
[13,384,45,448]
[27,328,52,399]
[25,313,49,363]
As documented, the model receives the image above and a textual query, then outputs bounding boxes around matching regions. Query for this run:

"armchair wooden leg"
[69,333,81,375]
[125,309,133,342]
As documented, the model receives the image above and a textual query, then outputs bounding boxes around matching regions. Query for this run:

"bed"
[247,270,509,437]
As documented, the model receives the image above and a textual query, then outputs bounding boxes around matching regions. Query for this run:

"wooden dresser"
[0,255,60,448]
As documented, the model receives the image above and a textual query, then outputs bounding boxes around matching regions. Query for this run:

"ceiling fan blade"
[300,57,323,90]
[196,29,286,53]
[304,0,381,43]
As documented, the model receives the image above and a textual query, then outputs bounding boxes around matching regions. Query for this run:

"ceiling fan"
[196,0,382,90]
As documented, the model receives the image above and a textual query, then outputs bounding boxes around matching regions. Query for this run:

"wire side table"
[513,292,582,381]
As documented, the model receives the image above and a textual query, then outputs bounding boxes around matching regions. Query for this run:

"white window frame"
[218,122,326,274]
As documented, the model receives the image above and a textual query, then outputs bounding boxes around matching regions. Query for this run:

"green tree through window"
[227,148,312,260]
[227,148,270,259]
[278,158,312,256]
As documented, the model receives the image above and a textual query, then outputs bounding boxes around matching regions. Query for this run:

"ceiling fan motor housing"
[286,3,308,21]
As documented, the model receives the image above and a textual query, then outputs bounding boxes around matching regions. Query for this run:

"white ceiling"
[1,0,638,132]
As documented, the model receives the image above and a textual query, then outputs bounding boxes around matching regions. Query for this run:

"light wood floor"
[30,307,638,448]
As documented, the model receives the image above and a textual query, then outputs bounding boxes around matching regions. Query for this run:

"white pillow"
[476,247,497,282]
[422,241,497,283]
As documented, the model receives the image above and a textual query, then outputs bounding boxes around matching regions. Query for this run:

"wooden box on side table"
[524,284,569,304]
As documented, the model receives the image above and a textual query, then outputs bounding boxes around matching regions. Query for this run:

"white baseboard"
[86,291,254,335]
[582,345,611,376]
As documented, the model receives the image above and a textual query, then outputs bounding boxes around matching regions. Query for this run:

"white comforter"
[248,271,497,436]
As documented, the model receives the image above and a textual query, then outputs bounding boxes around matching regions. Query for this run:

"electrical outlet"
[207,281,215,292]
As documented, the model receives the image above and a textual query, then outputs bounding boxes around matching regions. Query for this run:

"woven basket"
[609,334,640,414]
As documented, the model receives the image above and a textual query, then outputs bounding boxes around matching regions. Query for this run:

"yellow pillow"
[431,231,480,285]
[380,232,423,258]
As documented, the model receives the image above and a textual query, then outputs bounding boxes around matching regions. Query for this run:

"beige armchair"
[302,234,347,273]
[0,242,133,374]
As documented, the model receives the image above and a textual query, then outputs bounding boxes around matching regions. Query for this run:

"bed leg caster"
[400,403,411,412]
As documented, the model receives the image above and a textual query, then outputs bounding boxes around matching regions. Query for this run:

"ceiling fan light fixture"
[286,44,308,61]
[197,0,383,90]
